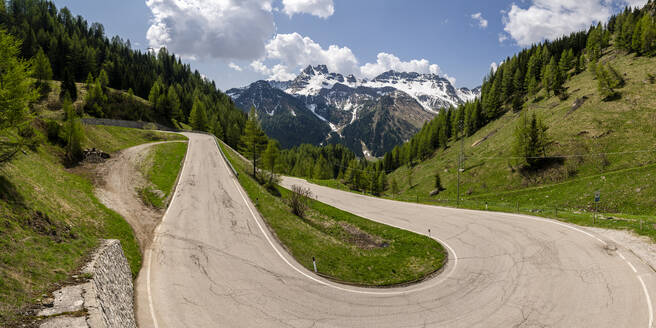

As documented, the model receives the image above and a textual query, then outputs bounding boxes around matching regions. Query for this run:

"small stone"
[636,188,642,193]
[41,297,54,307]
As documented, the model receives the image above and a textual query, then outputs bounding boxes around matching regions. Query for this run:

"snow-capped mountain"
[227,65,480,156]
[270,65,480,112]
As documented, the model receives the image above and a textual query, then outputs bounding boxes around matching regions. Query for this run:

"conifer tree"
[390,178,399,196]
[262,140,280,183]
[0,30,37,163]
[85,72,94,89]
[213,119,224,139]
[33,48,53,85]
[167,87,182,121]
[313,155,332,180]
[60,68,77,101]
[241,107,268,178]
[64,100,84,164]
[189,98,209,131]
[513,112,551,169]
[378,172,387,194]
[97,69,109,90]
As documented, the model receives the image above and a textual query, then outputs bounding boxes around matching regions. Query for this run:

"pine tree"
[213,120,224,139]
[84,79,106,117]
[262,140,280,184]
[378,172,387,194]
[167,87,182,121]
[558,50,571,77]
[148,79,163,107]
[576,55,586,74]
[32,48,53,84]
[189,98,209,131]
[639,14,656,56]
[313,155,332,180]
[0,30,38,163]
[390,178,399,196]
[64,100,84,164]
[596,63,624,100]
[60,68,77,101]
[97,69,109,90]
[241,107,268,178]
[513,112,551,169]
[85,72,94,89]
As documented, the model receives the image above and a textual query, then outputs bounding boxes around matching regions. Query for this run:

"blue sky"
[52,0,645,91]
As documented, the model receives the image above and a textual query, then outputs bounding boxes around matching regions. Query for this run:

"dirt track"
[93,141,181,252]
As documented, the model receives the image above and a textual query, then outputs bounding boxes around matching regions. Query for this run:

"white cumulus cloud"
[360,53,440,79]
[502,0,648,46]
[252,32,358,80]
[471,12,488,29]
[228,62,243,71]
[251,33,452,83]
[282,0,334,18]
[146,0,275,60]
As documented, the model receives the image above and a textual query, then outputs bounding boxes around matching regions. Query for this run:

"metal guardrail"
[212,136,239,178]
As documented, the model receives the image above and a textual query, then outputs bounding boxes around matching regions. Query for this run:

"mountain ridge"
[228,65,480,156]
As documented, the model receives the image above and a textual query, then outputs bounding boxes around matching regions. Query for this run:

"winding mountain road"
[135,132,655,327]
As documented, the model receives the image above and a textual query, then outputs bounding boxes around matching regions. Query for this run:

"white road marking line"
[214,141,459,295]
[638,276,654,328]
[146,137,192,328]
[287,177,656,327]
[629,261,638,273]
[229,177,458,296]
[619,252,626,260]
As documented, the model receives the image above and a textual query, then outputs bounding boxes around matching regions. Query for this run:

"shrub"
[287,185,313,218]
[45,120,62,144]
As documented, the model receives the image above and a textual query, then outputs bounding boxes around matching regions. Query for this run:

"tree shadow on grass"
[0,175,25,206]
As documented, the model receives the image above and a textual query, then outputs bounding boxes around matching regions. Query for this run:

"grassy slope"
[220,141,446,286]
[140,142,188,209]
[84,125,186,153]
[388,47,656,217]
[0,125,183,325]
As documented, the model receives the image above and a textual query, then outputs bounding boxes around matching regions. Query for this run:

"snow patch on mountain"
[278,65,479,113]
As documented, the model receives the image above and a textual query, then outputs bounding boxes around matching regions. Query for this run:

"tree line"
[260,1,656,193]
[0,0,246,149]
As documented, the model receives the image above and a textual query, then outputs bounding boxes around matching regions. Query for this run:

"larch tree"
[189,97,209,131]
[262,139,280,184]
[0,29,38,163]
[32,48,53,85]
[513,112,551,169]
[241,107,268,178]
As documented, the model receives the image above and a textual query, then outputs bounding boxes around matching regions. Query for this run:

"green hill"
[389,47,656,218]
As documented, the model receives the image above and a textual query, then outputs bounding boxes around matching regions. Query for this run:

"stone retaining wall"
[37,240,136,328]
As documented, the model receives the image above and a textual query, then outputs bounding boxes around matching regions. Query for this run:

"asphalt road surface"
[136,132,655,327]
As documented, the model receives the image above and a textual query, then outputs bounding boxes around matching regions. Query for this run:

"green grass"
[139,142,188,209]
[0,142,141,325]
[83,125,186,153]
[370,46,656,225]
[219,140,446,286]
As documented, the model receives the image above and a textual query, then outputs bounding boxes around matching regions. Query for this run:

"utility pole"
[457,119,464,207]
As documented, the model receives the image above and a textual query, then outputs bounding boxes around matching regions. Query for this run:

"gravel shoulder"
[588,227,656,272]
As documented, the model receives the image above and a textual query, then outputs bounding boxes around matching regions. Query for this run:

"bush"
[142,123,157,130]
[45,120,62,144]
[287,185,313,218]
